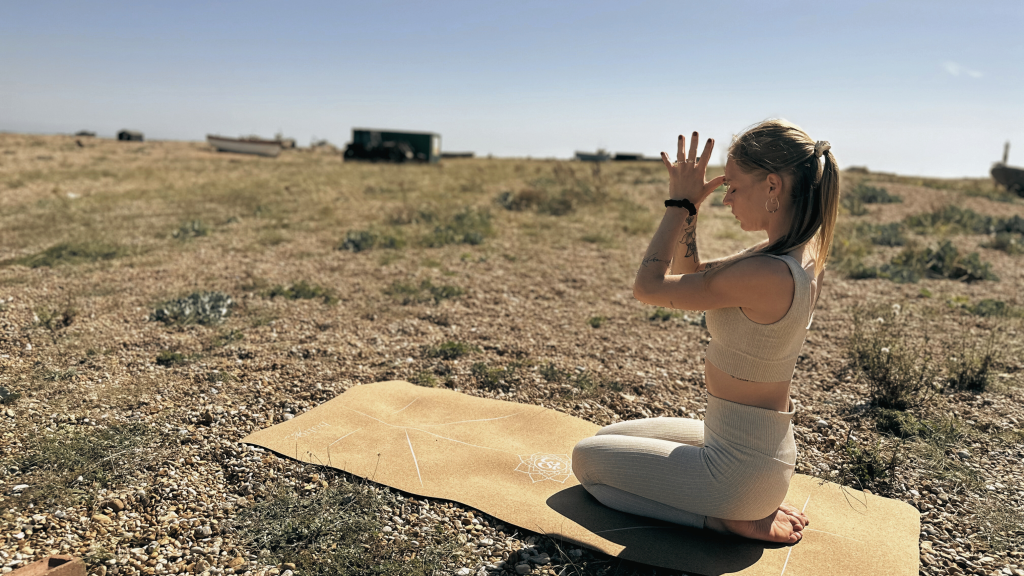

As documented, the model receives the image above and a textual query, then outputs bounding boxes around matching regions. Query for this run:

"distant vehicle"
[207,135,282,158]
[75,130,96,137]
[441,152,474,159]
[576,150,610,162]
[613,153,644,161]
[117,130,143,142]
[344,129,440,163]
[992,142,1024,197]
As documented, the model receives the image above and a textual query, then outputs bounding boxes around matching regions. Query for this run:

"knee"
[570,437,602,485]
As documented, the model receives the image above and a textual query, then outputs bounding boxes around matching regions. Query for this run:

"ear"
[766,173,783,197]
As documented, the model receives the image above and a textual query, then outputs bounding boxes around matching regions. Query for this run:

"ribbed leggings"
[571,393,797,528]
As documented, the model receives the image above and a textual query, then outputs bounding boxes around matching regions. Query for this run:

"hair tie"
[814,141,831,158]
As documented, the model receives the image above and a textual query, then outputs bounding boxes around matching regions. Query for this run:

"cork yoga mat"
[241,381,920,576]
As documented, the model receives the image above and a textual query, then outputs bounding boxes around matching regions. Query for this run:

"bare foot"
[705,505,807,544]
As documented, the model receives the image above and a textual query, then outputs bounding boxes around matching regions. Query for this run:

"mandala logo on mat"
[514,453,573,483]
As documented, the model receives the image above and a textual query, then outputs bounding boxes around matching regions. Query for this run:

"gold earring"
[765,197,780,214]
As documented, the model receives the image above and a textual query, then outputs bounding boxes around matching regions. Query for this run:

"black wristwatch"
[665,198,697,215]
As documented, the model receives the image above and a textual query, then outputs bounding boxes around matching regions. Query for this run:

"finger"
[676,134,685,162]
[660,151,672,169]
[688,131,699,163]
[699,175,726,203]
[698,138,715,170]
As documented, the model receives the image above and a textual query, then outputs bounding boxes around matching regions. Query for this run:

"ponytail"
[704,119,838,279]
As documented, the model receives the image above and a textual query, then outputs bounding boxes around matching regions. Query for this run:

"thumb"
[702,175,726,197]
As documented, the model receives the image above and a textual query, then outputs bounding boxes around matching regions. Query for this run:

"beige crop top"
[704,254,815,382]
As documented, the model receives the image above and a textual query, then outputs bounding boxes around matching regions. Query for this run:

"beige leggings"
[571,393,797,528]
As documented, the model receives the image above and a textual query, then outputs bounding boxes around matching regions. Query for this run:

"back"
[704,254,813,383]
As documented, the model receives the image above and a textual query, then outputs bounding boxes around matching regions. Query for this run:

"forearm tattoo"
[641,252,666,268]
[678,214,698,263]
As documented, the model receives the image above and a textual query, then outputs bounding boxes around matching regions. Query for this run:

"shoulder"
[706,255,795,298]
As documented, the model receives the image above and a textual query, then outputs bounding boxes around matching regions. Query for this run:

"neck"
[765,210,794,246]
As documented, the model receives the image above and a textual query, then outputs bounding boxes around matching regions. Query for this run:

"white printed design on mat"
[515,453,573,483]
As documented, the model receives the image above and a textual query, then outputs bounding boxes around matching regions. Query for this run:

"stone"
[515,564,531,575]
[815,420,828,428]
[228,557,246,568]
[956,450,971,459]
[91,514,113,525]
[456,569,473,576]
[12,485,29,491]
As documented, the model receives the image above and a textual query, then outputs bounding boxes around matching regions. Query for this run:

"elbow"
[632,280,650,304]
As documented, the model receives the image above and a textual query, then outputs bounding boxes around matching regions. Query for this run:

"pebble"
[815,420,828,428]
[12,485,29,491]
[456,569,473,576]
[515,564,531,575]
[956,450,971,459]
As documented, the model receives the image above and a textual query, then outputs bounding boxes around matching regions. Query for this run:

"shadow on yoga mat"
[241,381,919,576]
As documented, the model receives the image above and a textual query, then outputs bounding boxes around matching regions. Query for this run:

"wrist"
[665,198,698,215]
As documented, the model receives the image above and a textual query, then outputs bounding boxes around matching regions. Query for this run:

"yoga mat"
[241,381,920,576]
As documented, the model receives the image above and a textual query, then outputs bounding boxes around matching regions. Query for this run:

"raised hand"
[660,131,725,206]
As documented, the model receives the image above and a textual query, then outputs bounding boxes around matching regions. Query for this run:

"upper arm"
[634,256,794,314]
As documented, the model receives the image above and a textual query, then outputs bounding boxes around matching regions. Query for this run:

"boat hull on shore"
[991,163,1024,197]
[207,135,282,158]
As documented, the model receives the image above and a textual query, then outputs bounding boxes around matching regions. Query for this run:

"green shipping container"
[345,129,441,163]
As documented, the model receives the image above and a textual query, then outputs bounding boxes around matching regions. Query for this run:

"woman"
[571,120,839,544]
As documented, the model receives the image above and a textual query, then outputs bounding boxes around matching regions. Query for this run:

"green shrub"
[150,291,234,325]
[848,182,902,206]
[10,423,157,507]
[409,371,438,387]
[847,306,936,409]
[875,408,924,439]
[385,280,463,305]
[232,479,456,576]
[960,298,1024,318]
[983,232,1024,254]
[839,438,903,487]
[0,386,22,405]
[905,205,993,235]
[155,350,186,366]
[945,336,998,392]
[649,308,677,322]
[12,242,128,268]
[266,281,338,305]
[420,208,493,247]
[865,222,909,246]
[340,229,405,252]
[828,224,875,277]
[841,193,867,216]
[34,305,77,330]
[172,220,209,240]
[471,360,530,390]
[423,341,479,360]
[587,316,607,328]
[868,241,998,283]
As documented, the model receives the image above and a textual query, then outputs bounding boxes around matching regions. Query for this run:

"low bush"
[232,478,456,576]
[839,438,903,487]
[587,316,607,328]
[471,360,530,391]
[847,306,936,409]
[422,341,479,360]
[12,242,128,268]
[340,229,405,252]
[849,182,902,205]
[8,423,159,508]
[409,371,438,387]
[828,224,876,278]
[945,336,998,392]
[983,231,1024,254]
[904,206,1024,237]
[34,305,77,331]
[0,386,22,405]
[266,281,338,305]
[420,208,493,247]
[150,291,234,326]
[862,241,998,283]
[875,408,924,439]
[865,222,909,247]
[385,280,463,305]
[959,298,1024,318]
[172,219,209,240]
[155,350,187,366]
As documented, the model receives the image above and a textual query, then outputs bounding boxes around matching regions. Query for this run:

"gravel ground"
[1,135,1023,576]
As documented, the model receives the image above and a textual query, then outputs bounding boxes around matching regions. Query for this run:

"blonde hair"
[712,119,839,274]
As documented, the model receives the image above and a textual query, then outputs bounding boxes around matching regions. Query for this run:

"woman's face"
[722,158,772,232]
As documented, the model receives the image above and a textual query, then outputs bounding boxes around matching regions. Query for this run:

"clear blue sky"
[2,1,1022,177]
